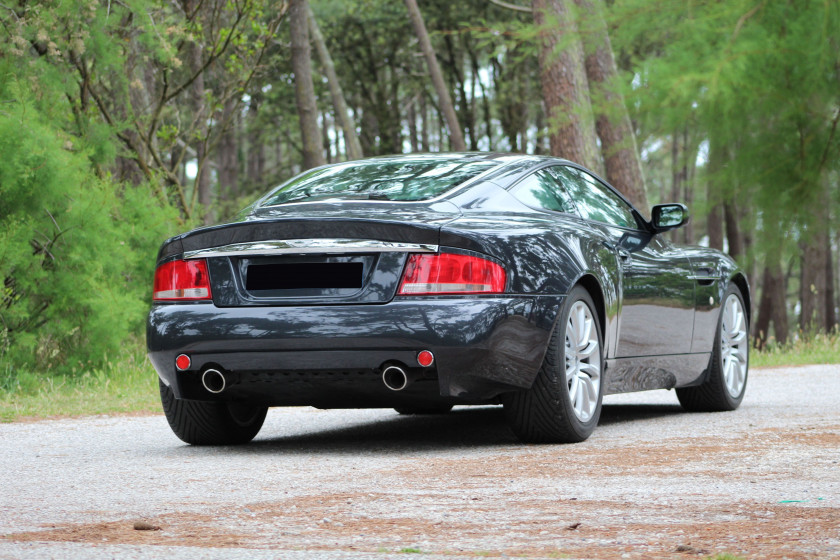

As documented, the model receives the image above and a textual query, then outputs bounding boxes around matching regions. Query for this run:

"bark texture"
[574,0,647,213]
[707,203,724,251]
[290,0,326,170]
[217,97,239,200]
[404,0,466,151]
[723,201,743,260]
[532,0,601,173]
[800,224,835,332]
[308,6,363,161]
[754,252,788,349]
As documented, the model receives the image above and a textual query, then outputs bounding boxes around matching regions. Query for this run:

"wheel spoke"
[564,300,602,423]
[578,340,598,359]
[578,361,600,379]
[717,293,748,399]
[579,374,597,402]
[568,371,579,399]
[729,329,747,345]
[579,317,592,351]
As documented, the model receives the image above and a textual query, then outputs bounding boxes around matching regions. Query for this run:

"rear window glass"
[259,158,499,206]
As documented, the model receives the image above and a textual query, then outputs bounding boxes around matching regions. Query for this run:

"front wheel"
[159,379,268,445]
[503,285,603,443]
[676,284,749,412]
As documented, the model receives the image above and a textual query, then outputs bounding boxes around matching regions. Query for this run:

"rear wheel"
[503,285,603,443]
[159,379,267,445]
[676,284,749,412]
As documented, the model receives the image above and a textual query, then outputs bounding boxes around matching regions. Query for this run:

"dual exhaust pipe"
[200,366,413,394]
[197,357,433,395]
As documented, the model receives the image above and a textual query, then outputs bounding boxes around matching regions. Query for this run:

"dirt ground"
[1,365,838,559]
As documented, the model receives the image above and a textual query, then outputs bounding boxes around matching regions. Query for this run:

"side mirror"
[651,203,689,232]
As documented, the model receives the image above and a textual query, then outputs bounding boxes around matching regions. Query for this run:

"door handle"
[689,267,719,285]
[602,241,631,261]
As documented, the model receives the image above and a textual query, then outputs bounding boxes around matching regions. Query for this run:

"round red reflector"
[175,354,191,371]
[417,350,434,367]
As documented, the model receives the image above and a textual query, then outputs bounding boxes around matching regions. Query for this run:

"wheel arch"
[730,272,751,325]
[575,273,606,342]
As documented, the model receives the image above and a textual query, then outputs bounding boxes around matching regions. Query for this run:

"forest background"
[1,0,838,381]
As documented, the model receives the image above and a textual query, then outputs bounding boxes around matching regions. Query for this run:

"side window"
[511,170,578,215]
[550,166,638,229]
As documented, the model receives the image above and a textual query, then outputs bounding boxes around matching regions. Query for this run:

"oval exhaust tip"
[382,365,408,391]
[202,368,226,394]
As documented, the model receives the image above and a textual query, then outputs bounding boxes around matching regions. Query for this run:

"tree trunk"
[407,97,419,152]
[682,179,693,244]
[404,0,467,151]
[307,5,363,161]
[574,0,647,214]
[707,203,724,250]
[420,93,430,151]
[754,257,788,349]
[826,231,836,331]
[723,201,743,260]
[532,0,601,173]
[800,220,833,333]
[181,0,212,221]
[322,110,332,163]
[290,0,326,170]
[217,97,239,201]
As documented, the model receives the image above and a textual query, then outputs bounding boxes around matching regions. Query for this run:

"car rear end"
[148,154,557,410]
[147,212,554,410]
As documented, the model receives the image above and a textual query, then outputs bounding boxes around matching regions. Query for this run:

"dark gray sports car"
[148,153,750,445]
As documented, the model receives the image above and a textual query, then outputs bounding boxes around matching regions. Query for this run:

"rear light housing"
[153,259,212,301]
[398,253,506,295]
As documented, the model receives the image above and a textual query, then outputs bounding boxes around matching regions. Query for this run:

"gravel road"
[1,365,838,560]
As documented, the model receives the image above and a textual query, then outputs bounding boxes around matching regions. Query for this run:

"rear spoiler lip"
[182,239,439,260]
[156,217,444,263]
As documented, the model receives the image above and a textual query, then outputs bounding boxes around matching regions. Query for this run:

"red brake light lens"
[153,259,212,301]
[398,253,506,295]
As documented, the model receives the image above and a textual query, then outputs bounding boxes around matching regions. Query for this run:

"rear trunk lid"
[157,202,460,306]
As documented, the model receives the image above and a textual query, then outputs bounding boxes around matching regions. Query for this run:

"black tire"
[159,379,268,445]
[676,284,749,412]
[503,285,604,443]
[394,404,454,415]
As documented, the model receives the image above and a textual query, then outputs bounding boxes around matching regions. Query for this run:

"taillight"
[398,253,505,295]
[153,259,212,301]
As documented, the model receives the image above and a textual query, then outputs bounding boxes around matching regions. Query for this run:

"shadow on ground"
[170,401,688,456]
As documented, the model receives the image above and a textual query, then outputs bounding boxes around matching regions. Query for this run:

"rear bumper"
[147,295,562,405]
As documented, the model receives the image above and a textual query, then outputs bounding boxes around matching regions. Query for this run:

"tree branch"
[487,0,532,13]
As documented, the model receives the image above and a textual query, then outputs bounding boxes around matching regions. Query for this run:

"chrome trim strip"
[688,276,719,281]
[183,239,439,259]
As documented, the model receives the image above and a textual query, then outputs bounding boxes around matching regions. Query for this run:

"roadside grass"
[0,332,837,422]
[751,331,840,368]
[0,342,159,422]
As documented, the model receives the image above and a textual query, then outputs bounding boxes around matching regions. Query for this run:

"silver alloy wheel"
[720,294,748,398]
[564,301,601,422]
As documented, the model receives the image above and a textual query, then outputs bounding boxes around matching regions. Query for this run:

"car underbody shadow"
[597,403,685,427]
[244,406,517,454]
[161,400,688,455]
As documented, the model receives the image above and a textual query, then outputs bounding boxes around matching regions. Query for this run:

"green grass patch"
[751,331,840,368]
[0,341,160,422]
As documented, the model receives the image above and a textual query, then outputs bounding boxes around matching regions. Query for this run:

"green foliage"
[610,0,840,238]
[0,95,178,376]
